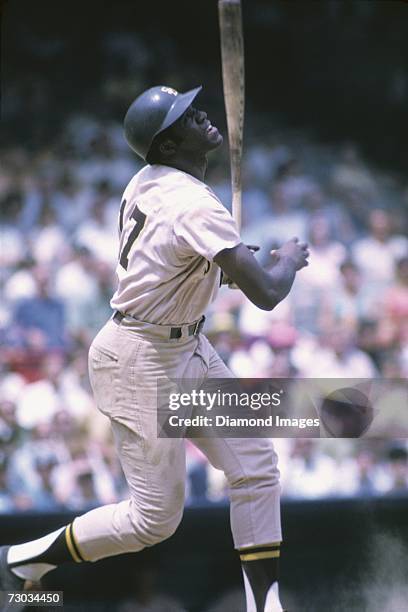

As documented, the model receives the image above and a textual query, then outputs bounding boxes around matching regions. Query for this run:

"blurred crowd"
[1,115,407,512]
[2,38,408,511]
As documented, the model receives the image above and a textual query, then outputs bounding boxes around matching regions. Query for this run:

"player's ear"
[158,139,177,157]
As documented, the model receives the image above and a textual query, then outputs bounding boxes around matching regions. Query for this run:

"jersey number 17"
[119,200,147,270]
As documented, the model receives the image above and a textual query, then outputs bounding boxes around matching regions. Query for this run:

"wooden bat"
[218,0,245,231]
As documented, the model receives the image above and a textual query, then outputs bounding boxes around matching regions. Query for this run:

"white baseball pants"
[73,316,281,561]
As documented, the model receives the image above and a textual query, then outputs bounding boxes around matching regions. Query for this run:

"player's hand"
[276,237,309,270]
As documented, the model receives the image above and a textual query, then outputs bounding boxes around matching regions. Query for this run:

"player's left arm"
[220,244,259,285]
[214,239,309,310]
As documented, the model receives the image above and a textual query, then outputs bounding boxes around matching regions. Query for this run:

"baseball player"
[0,85,309,612]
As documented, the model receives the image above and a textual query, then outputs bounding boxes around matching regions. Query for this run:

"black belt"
[113,311,205,339]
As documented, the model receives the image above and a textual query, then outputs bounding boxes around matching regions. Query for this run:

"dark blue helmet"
[124,85,202,160]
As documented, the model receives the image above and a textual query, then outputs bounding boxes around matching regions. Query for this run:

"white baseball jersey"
[110,164,241,325]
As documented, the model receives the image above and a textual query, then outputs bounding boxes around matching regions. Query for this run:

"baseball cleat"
[0,546,40,612]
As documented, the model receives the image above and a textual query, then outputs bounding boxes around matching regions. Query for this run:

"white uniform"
[111,164,240,324]
[71,164,282,562]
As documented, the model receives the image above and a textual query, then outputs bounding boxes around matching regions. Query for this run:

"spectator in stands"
[244,136,290,189]
[30,203,68,265]
[54,246,101,341]
[274,157,318,210]
[205,313,242,365]
[0,454,15,513]
[322,259,380,334]
[241,164,269,224]
[242,183,307,253]
[20,175,55,233]
[186,442,209,506]
[207,163,232,213]
[290,214,346,335]
[376,256,408,351]
[283,439,338,499]
[68,469,102,511]
[381,446,408,495]
[229,336,275,378]
[352,449,380,497]
[336,447,380,497]
[74,191,118,266]
[0,399,23,451]
[16,353,94,430]
[31,455,65,512]
[331,143,378,203]
[300,214,346,289]
[56,252,114,345]
[301,186,357,246]
[2,69,408,513]
[295,324,377,378]
[51,410,85,449]
[10,420,67,495]
[54,439,117,509]
[0,446,35,512]
[52,172,90,232]
[352,209,408,288]
[13,265,68,350]
[3,257,37,305]
[0,191,26,271]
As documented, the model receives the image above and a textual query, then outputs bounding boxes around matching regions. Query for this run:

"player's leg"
[71,421,186,561]
[191,335,284,612]
[2,320,187,585]
[194,435,283,612]
[3,436,186,583]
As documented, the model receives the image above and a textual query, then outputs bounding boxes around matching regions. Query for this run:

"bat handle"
[231,148,242,230]
[232,188,242,231]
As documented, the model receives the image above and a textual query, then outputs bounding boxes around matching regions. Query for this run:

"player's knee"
[129,503,184,547]
[139,510,183,546]
[228,457,280,493]
[230,471,280,493]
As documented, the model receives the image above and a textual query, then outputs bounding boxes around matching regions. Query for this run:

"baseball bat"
[218,0,245,230]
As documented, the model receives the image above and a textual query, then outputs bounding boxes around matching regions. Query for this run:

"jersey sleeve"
[173,195,242,261]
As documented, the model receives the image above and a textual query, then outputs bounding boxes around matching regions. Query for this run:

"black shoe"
[0,546,25,612]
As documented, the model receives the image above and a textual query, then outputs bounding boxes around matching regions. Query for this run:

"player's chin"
[207,132,223,150]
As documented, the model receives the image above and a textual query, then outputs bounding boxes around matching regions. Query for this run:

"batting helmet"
[124,85,202,160]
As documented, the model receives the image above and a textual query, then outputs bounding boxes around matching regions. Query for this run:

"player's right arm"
[214,238,309,311]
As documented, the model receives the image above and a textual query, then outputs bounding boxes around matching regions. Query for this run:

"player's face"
[171,105,223,153]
